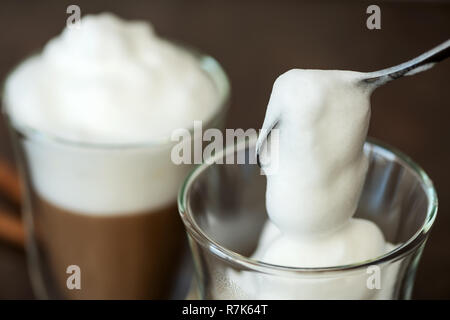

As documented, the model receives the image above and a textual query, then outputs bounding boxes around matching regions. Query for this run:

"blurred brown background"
[0,0,449,299]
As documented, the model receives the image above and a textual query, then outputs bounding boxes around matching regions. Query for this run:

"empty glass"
[178,137,437,299]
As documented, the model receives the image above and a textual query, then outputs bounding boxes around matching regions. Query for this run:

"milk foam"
[4,13,223,214]
[259,70,385,267]
[217,69,399,299]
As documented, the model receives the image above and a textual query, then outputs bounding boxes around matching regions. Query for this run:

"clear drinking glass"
[2,45,230,299]
[178,136,438,299]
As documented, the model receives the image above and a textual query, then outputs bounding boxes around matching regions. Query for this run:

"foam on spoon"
[3,13,221,214]
[258,69,387,267]
[219,70,397,299]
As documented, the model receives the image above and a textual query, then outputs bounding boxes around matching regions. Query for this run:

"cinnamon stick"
[0,159,24,247]
[0,208,24,247]
[0,159,21,206]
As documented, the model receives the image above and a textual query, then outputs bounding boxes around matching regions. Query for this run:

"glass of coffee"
[178,136,437,299]
[3,44,229,299]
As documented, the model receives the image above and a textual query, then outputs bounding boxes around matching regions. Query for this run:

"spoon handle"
[363,39,450,86]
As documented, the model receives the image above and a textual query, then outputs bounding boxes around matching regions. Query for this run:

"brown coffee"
[28,193,185,299]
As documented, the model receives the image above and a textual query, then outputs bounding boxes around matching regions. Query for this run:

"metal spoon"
[362,39,450,87]
[256,39,450,168]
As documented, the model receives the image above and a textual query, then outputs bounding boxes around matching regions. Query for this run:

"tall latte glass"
[2,43,229,299]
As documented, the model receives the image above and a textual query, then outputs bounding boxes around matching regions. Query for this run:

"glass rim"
[178,136,438,276]
[1,41,230,150]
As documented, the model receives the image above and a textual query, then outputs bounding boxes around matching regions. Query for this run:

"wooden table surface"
[0,0,449,299]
